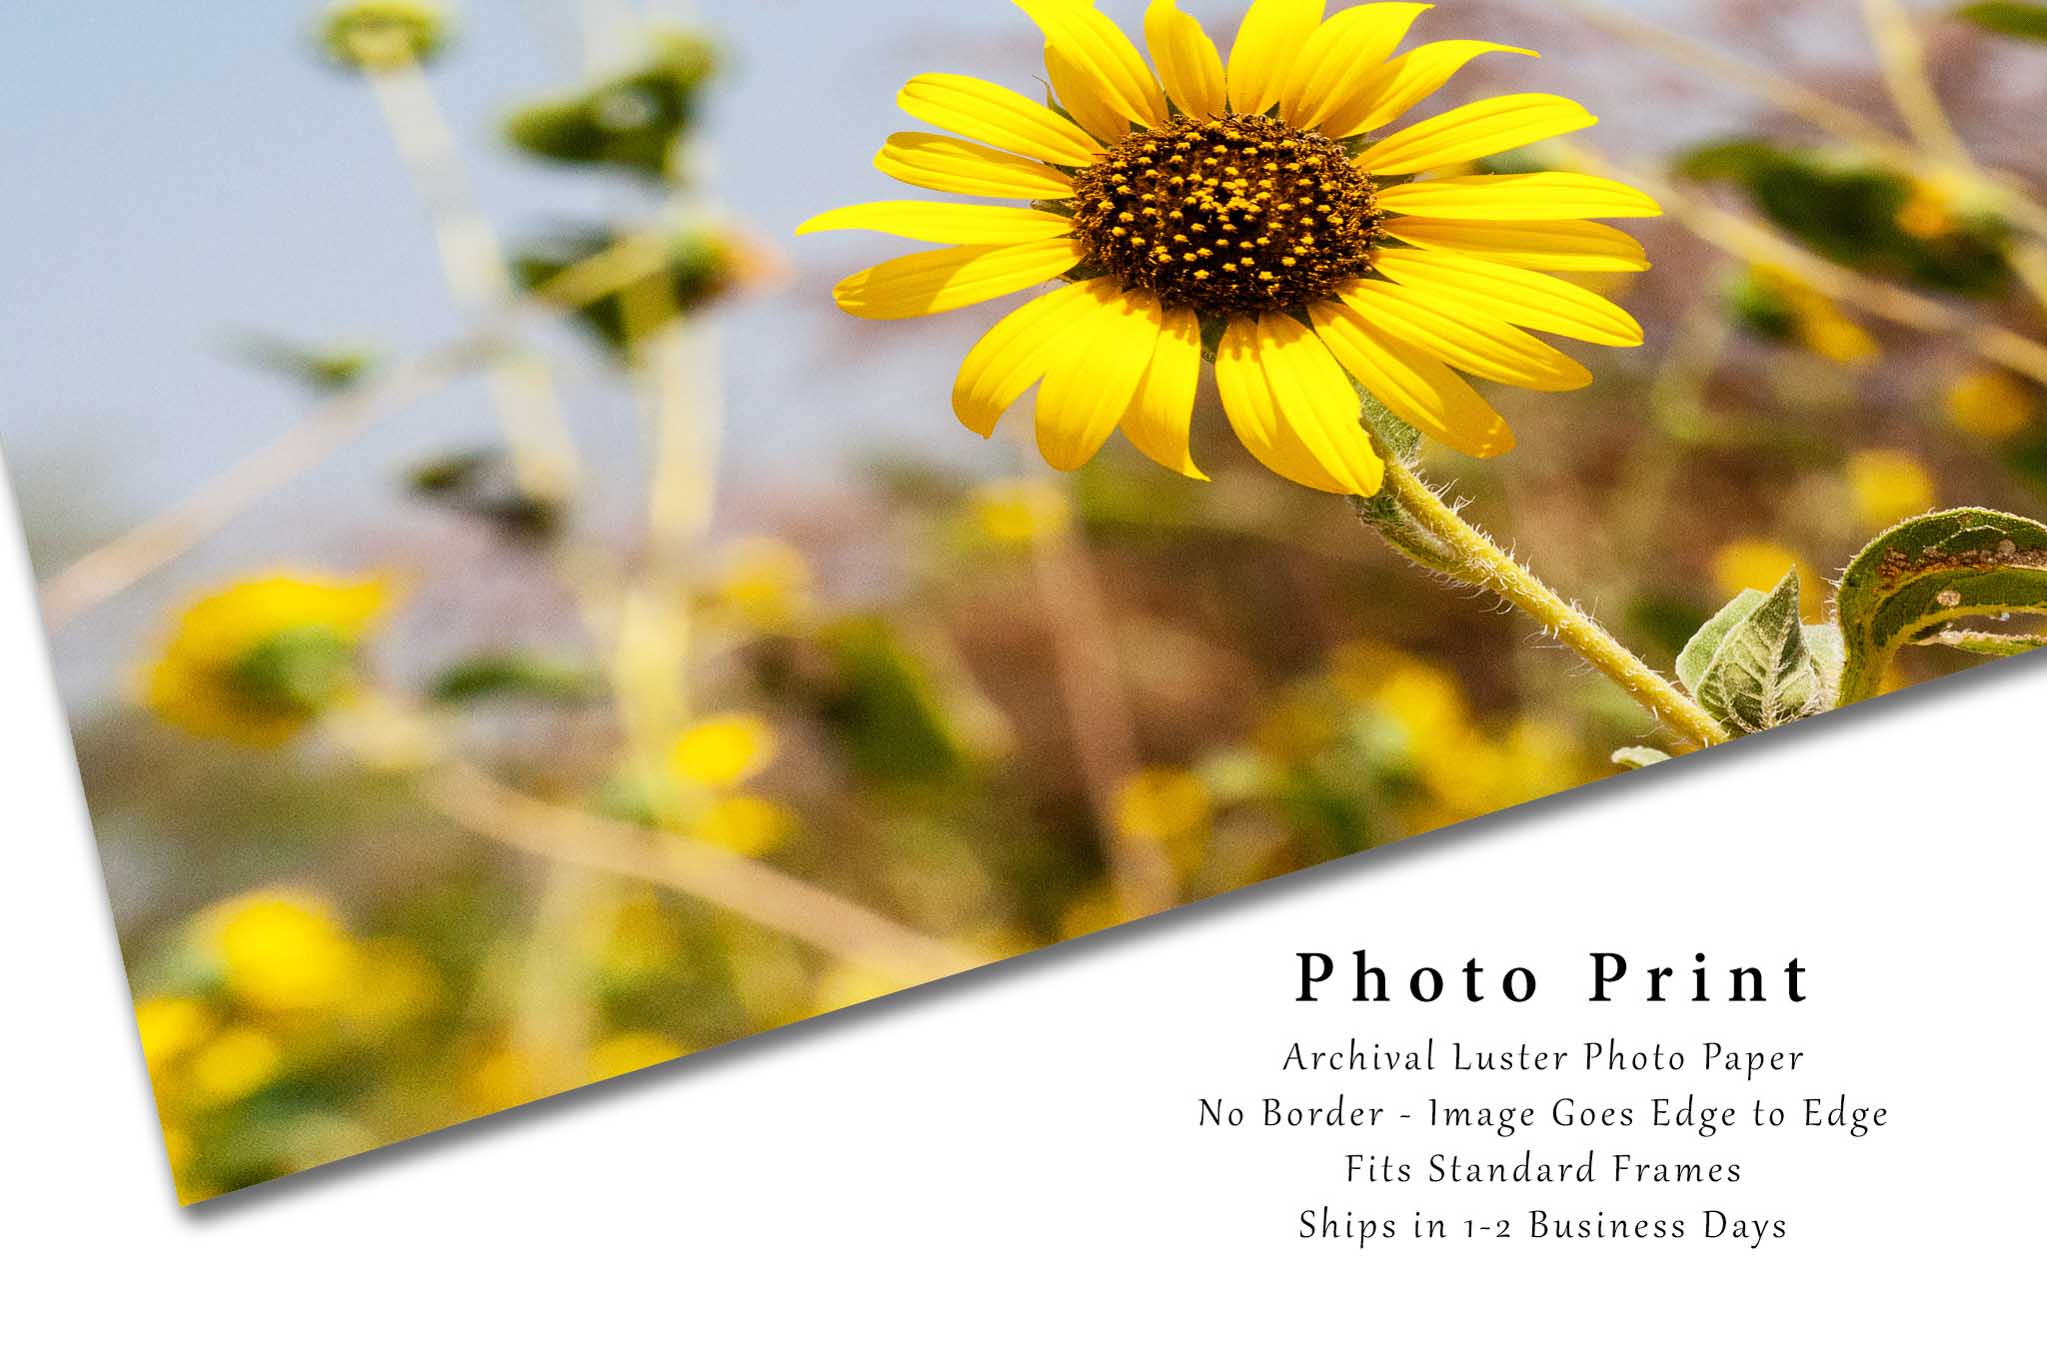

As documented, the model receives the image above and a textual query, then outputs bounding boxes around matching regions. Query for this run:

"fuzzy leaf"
[1612,747,1672,770]
[1676,589,1765,695]
[1835,507,2047,703]
[1683,572,1829,733]
[1955,3,2047,41]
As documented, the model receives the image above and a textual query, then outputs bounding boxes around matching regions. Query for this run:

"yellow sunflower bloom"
[140,572,392,746]
[799,0,1658,493]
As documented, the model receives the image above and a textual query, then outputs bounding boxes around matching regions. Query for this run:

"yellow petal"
[1376,171,1663,221]
[1309,299,1516,458]
[1045,42,1132,145]
[1144,0,1227,118]
[1321,40,1537,137]
[953,281,1107,436]
[1227,0,1325,116]
[1280,3,1433,132]
[899,73,1102,166]
[1214,315,1351,494]
[1120,305,1208,479]
[875,132,1076,201]
[834,239,1087,320]
[798,201,1079,245]
[1036,283,1164,471]
[1256,313,1385,494]
[1385,217,1649,272]
[1371,248,1645,346]
[1355,93,1596,175]
[1338,279,1592,391]
[1016,0,1167,129]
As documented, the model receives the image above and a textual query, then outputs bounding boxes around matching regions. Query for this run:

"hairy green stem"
[1352,459,1730,753]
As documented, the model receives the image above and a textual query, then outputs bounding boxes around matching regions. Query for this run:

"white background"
[3,462,2041,1358]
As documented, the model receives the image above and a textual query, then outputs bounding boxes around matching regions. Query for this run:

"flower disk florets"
[1068,114,1382,316]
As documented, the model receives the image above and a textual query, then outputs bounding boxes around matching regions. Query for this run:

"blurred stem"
[610,301,720,815]
[1860,0,1971,165]
[1546,0,2047,247]
[1859,0,2047,316]
[366,58,583,506]
[1571,146,2047,388]
[419,757,983,981]
[1023,468,1179,918]
[35,235,677,635]
[1354,461,1730,753]
[36,339,486,631]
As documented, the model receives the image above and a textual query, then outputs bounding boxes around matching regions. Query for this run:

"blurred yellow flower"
[810,963,911,1014]
[1945,370,2037,440]
[134,995,217,1071]
[970,479,1071,546]
[1058,885,1131,941]
[714,537,814,631]
[1250,692,1342,763]
[1371,657,1474,752]
[1845,448,1937,531]
[586,1032,687,1084]
[464,1043,543,1117]
[1894,180,1958,240]
[338,939,444,1033]
[1711,539,1822,621]
[1752,266,1878,367]
[580,894,686,983]
[141,572,391,746]
[188,1027,283,1105]
[1434,720,1580,823]
[199,889,361,1014]
[671,712,778,788]
[689,795,795,858]
[1113,767,1211,843]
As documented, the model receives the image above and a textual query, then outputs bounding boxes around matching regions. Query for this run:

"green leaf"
[816,619,981,785]
[1679,572,1831,733]
[403,447,564,539]
[237,335,378,392]
[513,227,737,358]
[503,31,718,180]
[1955,3,2047,42]
[1836,507,2047,703]
[429,654,605,706]
[1676,589,1765,695]
[1676,137,2013,297]
[1612,747,1672,771]
[1804,622,1846,698]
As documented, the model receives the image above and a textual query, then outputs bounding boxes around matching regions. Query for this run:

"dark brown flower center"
[1068,114,1382,315]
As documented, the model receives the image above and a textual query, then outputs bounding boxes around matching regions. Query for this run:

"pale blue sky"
[1,0,1721,647]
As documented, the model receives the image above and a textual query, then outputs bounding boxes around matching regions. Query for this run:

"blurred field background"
[5,0,2046,1200]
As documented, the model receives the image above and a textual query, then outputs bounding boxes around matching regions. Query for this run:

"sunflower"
[799,0,1661,495]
